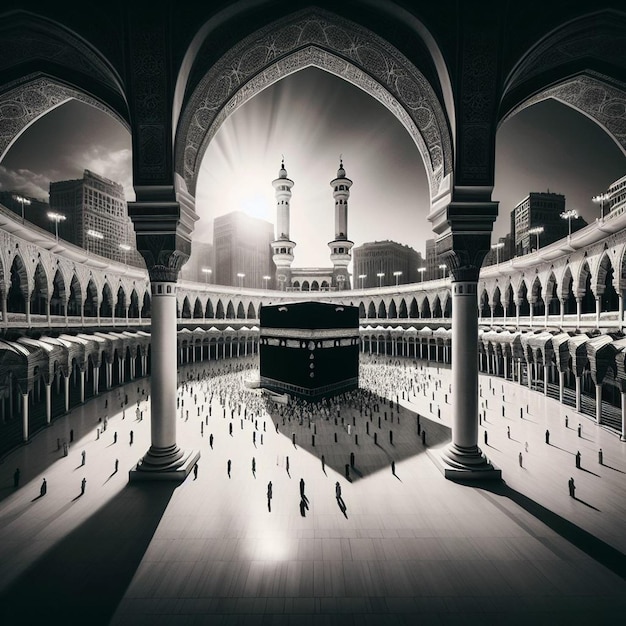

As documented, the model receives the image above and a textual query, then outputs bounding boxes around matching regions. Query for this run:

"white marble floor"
[0,358,625,625]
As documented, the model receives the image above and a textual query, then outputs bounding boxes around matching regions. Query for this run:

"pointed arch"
[421,297,431,318]
[518,280,530,316]
[115,285,127,318]
[492,286,504,317]
[398,298,408,318]
[560,266,576,314]
[311,280,319,291]
[531,276,545,316]
[67,274,82,317]
[84,278,99,317]
[367,301,376,318]
[358,302,366,318]
[193,297,204,318]
[409,297,418,318]
[388,299,397,319]
[226,300,236,319]
[247,302,256,319]
[205,299,215,318]
[181,296,192,319]
[50,268,67,317]
[216,299,225,319]
[129,289,140,318]
[7,254,28,314]
[100,282,113,318]
[432,295,442,318]
[598,253,619,312]
[479,289,490,318]
[443,293,452,318]
[236,301,246,319]
[30,261,49,316]
[377,300,387,319]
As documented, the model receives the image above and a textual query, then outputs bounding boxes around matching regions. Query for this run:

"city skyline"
[0,68,624,268]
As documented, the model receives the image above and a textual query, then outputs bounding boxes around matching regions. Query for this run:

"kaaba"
[259,301,360,400]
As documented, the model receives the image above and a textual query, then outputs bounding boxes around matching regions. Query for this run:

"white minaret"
[328,158,353,290]
[271,159,296,290]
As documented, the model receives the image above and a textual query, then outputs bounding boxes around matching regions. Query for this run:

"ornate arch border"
[175,8,452,204]
[0,74,130,163]
[500,73,626,156]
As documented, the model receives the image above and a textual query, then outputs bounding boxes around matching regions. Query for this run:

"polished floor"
[0,358,625,625]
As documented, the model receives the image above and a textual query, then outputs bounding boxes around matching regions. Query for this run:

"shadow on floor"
[0,482,176,626]
[265,390,451,481]
[473,480,626,581]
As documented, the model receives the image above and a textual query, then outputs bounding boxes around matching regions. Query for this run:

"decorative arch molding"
[176,8,452,202]
[0,75,129,162]
[501,74,626,156]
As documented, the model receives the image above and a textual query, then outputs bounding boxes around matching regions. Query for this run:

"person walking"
[113,431,117,444]
[321,455,325,472]
[267,481,273,511]
[252,457,256,475]
[40,478,47,496]
[114,459,119,473]
[545,429,550,444]
[507,426,511,439]
[575,450,581,468]
[227,459,232,478]
[577,423,582,437]
[193,463,198,480]
[81,477,86,495]
[335,481,341,499]
[598,448,603,465]
[391,460,396,475]
[483,430,488,446]
[299,477,305,498]
[13,468,20,488]
[209,433,214,448]
[286,456,290,475]
[129,430,134,445]
[518,451,523,467]
[81,450,86,466]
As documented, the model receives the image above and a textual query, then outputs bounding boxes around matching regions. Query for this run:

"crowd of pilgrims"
[175,354,447,431]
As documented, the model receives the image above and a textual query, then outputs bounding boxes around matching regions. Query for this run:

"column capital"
[435,200,498,283]
[128,189,198,283]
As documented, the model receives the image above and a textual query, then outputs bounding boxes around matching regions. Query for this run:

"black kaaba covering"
[259,301,359,400]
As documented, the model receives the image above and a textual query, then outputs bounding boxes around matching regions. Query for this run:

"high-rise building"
[49,169,138,263]
[511,192,567,255]
[603,173,626,219]
[352,240,422,288]
[213,211,275,288]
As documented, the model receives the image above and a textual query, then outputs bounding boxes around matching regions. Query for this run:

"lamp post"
[491,242,504,265]
[87,229,104,254]
[119,243,131,265]
[560,209,578,237]
[592,192,610,219]
[14,194,31,221]
[358,274,366,289]
[237,272,245,288]
[528,226,544,252]
[201,268,212,284]
[439,264,447,279]
[377,272,384,288]
[47,212,66,241]
[393,270,402,286]
[262,275,270,289]
[418,267,426,282]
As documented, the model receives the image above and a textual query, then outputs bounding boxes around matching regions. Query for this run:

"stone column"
[575,375,581,411]
[127,189,199,481]
[621,390,626,441]
[544,364,549,395]
[595,296,601,328]
[429,199,502,480]
[559,370,565,404]
[64,373,70,413]
[576,298,582,328]
[595,383,602,424]
[560,299,565,325]
[79,370,85,404]
[1,287,7,328]
[619,291,624,330]
[45,382,51,424]
[22,392,29,442]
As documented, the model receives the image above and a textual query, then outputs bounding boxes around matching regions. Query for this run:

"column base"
[427,443,502,481]
[129,445,200,482]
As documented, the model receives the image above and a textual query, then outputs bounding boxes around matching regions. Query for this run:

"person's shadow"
[299,497,308,517]
[336,496,348,518]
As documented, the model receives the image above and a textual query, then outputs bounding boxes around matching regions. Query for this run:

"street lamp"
[47,212,66,241]
[393,270,402,286]
[201,267,212,284]
[418,267,426,282]
[13,194,31,221]
[358,274,366,289]
[439,264,447,279]
[528,226,544,251]
[592,192,610,219]
[491,242,504,264]
[119,243,131,265]
[263,275,271,289]
[237,272,245,288]
[560,209,578,237]
[377,272,384,288]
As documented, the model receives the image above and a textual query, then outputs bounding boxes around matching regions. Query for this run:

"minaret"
[271,159,296,290]
[328,158,353,290]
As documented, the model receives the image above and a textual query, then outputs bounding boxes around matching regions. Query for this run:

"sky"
[1,67,625,267]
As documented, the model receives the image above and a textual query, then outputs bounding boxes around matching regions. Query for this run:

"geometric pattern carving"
[0,75,128,162]
[177,8,452,201]
[504,74,626,156]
